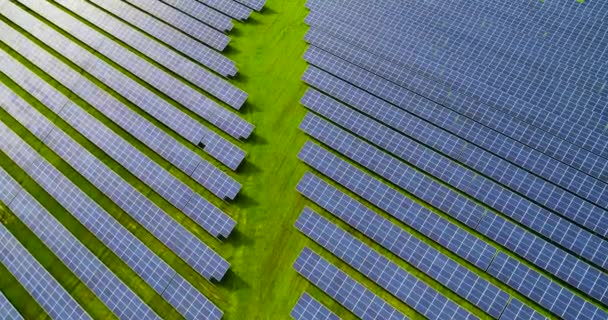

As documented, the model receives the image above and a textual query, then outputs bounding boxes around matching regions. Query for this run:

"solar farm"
[0,0,606,319]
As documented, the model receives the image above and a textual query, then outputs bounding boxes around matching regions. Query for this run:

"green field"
[0,0,602,319]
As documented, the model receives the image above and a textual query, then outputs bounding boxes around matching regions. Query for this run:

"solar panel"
[295,208,477,320]
[477,214,608,306]
[195,0,252,20]
[291,292,339,320]
[157,0,234,32]
[303,45,608,209]
[299,138,608,305]
[3,1,249,169]
[296,172,511,318]
[293,247,408,320]
[303,28,608,184]
[3,30,240,198]
[54,0,243,97]
[161,276,223,320]
[298,142,497,270]
[488,253,607,319]
[106,0,230,51]
[0,291,23,320]
[233,0,265,11]
[301,66,608,240]
[0,167,159,320]
[499,299,546,320]
[0,223,92,320]
[303,7,608,158]
[0,123,228,312]
[298,111,608,271]
[0,51,240,204]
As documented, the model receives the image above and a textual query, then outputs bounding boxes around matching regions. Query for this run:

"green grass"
[0,0,598,319]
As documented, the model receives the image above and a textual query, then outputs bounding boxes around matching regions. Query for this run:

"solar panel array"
[293,247,408,320]
[291,292,340,320]
[291,0,608,318]
[0,0,263,317]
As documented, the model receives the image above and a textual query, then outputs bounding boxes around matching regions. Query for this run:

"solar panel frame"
[291,292,340,320]
[0,168,160,320]
[0,223,92,320]
[303,28,608,183]
[295,208,478,320]
[303,45,608,209]
[0,291,23,320]
[295,173,511,318]
[293,247,408,320]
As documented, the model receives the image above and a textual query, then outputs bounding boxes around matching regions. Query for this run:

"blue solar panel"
[301,66,608,240]
[55,0,246,102]
[296,207,477,320]
[0,291,23,320]
[0,54,238,233]
[105,0,230,51]
[303,46,608,209]
[295,173,511,318]
[196,0,252,20]
[302,28,608,183]
[156,0,234,32]
[298,111,608,271]
[293,247,408,320]
[291,293,339,320]
[499,299,546,320]
[0,223,92,320]
[234,0,265,11]
[303,5,608,159]
[488,253,607,320]
[2,2,249,169]
[0,167,159,320]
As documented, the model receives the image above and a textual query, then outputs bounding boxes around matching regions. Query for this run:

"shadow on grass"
[245,131,267,145]
[259,6,277,15]
[232,192,258,209]
[216,268,249,291]
[223,45,240,56]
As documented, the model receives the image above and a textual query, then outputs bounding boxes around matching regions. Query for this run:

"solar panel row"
[301,67,608,240]
[0,167,159,320]
[291,292,340,320]
[0,32,242,198]
[0,59,236,237]
[306,0,606,128]
[303,46,608,209]
[303,28,608,184]
[299,140,608,306]
[295,207,477,320]
[109,0,230,51]
[55,0,240,84]
[499,299,547,320]
[4,1,249,169]
[157,0,234,32]
[488,253,607,320]
[0,85,228,282]
[298,110,608,271]
[0,223,92,320]
[234,0,266,12]
[293,247,408,320]
[0,123,228,315]
[0,291,23,320]
[197,0,252,20]
[295,172,513,318]
[303,5,608,159]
